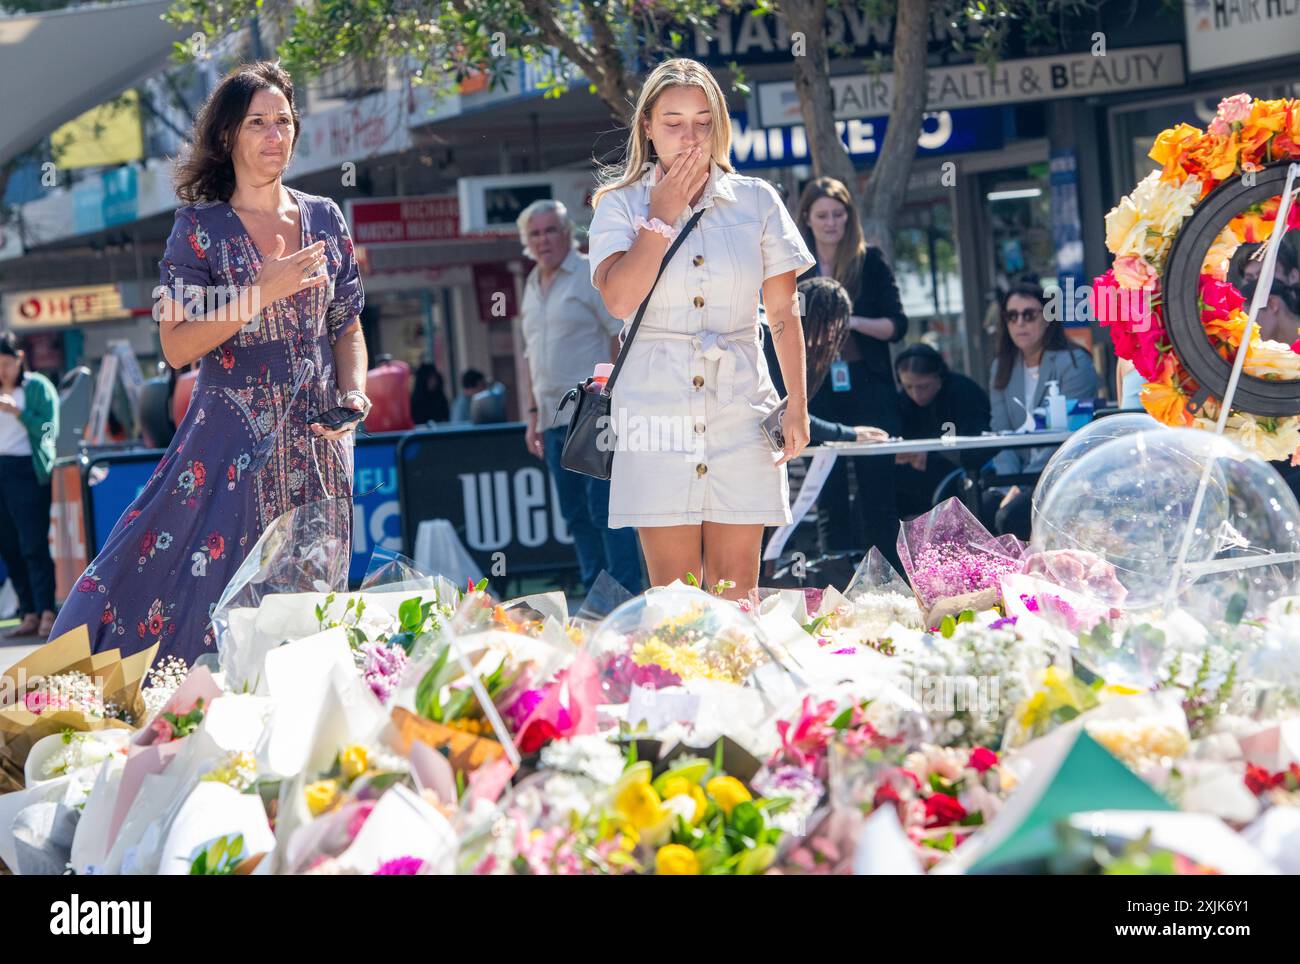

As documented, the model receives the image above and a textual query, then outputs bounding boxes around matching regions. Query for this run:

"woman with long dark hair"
[986,281,1097,537]
[48,61,367,662]
[0,334,59,638]
[795,176,908,570]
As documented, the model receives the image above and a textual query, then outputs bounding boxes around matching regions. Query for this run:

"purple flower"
[361,641,408,704]
[803,587,825,615]
[598,653,682,703]
[988,615,1019,630]
[505,688,545,730]
[753,764,825,808]
[831,647,857,655]
[910,542,1020,606]
[374,856,426,875]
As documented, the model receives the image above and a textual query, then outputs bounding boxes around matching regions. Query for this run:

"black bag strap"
[605,207,706,395]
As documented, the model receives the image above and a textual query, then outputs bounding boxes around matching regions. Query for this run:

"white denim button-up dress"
[587,160,815,528]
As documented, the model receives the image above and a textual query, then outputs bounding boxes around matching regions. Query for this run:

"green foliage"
[188,833,246,875]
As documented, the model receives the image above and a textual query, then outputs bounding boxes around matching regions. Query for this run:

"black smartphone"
[309,406,366,430]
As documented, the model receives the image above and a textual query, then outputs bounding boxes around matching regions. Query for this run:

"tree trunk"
[783,0,856,198]
[518,0,634,126]
[860,0,931,263]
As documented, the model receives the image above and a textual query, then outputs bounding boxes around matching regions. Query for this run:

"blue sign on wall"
[86,434,404,587]
[728,107,1006,171]
[72,165,139,235]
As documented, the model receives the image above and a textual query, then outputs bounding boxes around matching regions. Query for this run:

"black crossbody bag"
[556,208,706,479]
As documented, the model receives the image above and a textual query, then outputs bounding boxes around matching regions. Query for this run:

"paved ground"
[0,617,45,670]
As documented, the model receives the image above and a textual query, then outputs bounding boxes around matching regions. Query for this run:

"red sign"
[348,195,460,246]
[4,284,126,328]
[472,262,519,322]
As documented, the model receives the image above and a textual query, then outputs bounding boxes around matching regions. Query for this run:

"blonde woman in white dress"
[587,58,815,600]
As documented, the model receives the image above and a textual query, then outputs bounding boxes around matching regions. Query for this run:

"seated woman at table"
[985,281,1098,538]
[893,344,991,518]
[760,277,891,445]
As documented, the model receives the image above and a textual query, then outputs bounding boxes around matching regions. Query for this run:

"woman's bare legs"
[701,522,762,601]
[638,525,703,588]
[638,523,764,601]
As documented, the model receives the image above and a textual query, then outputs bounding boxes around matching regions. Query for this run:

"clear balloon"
[1031,411,1161,525]
[1033,428,1300,624]
[584,585,786,702]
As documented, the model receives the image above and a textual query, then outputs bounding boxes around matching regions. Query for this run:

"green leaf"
[1052,705,1080,723]
[399,596,423,632]
[442,684,478,722]
[802,614,830,636]
[730,801,764,840]
[957,609,976,625]
[922,831,957,853]
[735,843,775,875]
[415,645,451,720]
[1225,591,1248,627]
[940,615,957,638]
[829,706,855,730]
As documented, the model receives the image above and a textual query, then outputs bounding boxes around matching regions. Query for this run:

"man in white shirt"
[518,200,644,594]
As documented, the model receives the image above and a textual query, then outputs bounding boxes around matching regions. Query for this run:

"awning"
[0,0,184,167]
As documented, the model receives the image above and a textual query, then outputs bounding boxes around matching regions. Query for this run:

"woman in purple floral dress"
[50,62,369,664]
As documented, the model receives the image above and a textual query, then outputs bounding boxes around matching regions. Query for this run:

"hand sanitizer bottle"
[1046,380,1068,430]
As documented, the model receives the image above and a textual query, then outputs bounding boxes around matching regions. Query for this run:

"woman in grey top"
[986,281,1098,537]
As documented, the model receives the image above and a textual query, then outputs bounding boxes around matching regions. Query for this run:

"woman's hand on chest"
[251,236,330,306]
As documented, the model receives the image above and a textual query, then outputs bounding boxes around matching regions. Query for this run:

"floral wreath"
[1092,94,1300,463]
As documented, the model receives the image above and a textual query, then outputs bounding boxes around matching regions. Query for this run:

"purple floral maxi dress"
[49,188,364,664]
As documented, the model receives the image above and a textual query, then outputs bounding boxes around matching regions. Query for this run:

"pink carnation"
[150,717,175,743]
[1093,270,1160,376]
[1200,274,1246,319]
[1112,254,1158,291]
[374,856,426,875]
[1216,93,1252,125]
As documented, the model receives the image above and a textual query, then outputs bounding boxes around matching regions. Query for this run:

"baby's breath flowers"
[141,656,190,721]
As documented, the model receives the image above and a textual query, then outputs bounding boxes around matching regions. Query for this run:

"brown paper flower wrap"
[389,707,505,776]
[0,625,157,777]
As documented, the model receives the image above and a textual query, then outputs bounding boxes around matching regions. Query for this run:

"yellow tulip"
[661,776,692,800]
[615,778,666,830]
[339,744,368,781]
[661,777,710,826]
[705,775,752,817]
[688,785,709,825]
[655,844,700,875]
[305,779,339,817]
